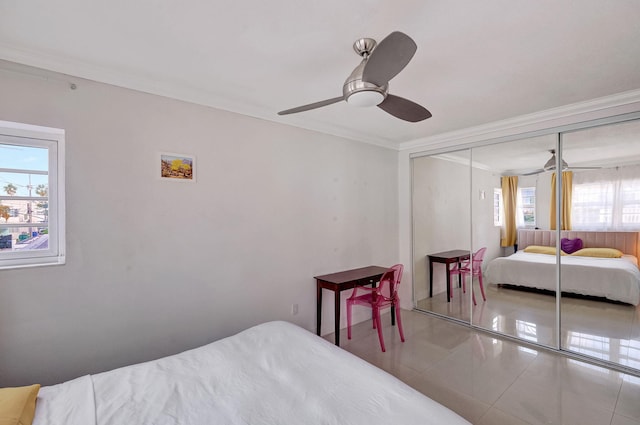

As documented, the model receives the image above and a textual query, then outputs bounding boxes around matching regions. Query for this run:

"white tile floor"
[328,309,640,425]
[417,283,640,368]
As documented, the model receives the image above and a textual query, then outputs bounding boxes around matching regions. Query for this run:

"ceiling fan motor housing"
[343,60,388,107]
[543,150,569,171]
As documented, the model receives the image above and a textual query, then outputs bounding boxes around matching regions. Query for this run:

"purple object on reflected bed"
[561,237,583,254]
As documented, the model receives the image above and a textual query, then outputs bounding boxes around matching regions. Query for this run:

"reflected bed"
[486,230,640,306]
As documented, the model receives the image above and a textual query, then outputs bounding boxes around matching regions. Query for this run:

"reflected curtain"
[571,165,640,230]
[500,176,518,247]
[550,171,573,230]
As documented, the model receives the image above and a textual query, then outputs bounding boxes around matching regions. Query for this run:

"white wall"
[412,156,470,300]
[471,168,502,267]
[0,63,399,386]
[411,155,500,301]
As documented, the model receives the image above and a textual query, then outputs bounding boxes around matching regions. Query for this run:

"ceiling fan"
[277,31,432,122]
[523,149,601,176]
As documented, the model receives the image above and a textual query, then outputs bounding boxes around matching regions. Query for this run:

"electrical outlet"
[291,304,299,315]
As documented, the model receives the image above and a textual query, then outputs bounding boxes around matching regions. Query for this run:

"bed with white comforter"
[33,321,469,425]
[486,251,640,305]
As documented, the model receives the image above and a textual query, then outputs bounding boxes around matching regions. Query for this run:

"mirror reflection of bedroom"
[413,117,640,372]
[413,151,472,323]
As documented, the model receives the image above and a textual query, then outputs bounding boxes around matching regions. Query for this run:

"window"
[494,186,536,228]
[0,120,65,269]
[493,188,503,226]
[572,166,640,230]
[516,187,536,228]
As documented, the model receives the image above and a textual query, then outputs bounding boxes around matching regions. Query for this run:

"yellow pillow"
[523,245,565,255]
[570,247,624,258]
[0,384,40,425]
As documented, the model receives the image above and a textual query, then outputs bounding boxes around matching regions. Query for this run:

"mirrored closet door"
[412,115,640,373]
[412,151,472,322]
[559,119,640,370]
[469,136,559,348]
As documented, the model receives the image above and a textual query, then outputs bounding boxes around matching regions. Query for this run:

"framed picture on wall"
[159,152,196,182]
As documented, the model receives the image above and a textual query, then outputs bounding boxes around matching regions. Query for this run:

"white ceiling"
[1,1,639,149]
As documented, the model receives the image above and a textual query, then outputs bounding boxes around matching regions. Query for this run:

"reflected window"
[515,320,538,343]
[492,315,504,333]
[572,165,640,230]
[516,187,536,228]
[568,358,616,374]
[621,339,640,370]
[494,186,536,228]
[567,331,611,361]
[622,374,640,386]
[518,346,538,355]
[493,188,503,226]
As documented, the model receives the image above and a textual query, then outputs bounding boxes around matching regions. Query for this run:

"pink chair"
[346,264,405,352]
[449,247,487,305]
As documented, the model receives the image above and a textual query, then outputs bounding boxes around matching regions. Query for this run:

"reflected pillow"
[571,248,624,258]
[523,245,563,255]
[0,384,40,425]
[560,238,583,254]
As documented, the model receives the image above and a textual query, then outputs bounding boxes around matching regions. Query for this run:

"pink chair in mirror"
[346,264,405,352]
[449,247,487,305]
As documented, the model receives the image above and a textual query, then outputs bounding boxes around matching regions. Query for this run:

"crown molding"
[400,89,640,153]
[3,43,639,153]
[0,44,401,150]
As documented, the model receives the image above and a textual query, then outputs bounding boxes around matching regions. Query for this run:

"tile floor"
[417,283,640,368]
[328,309,640,425]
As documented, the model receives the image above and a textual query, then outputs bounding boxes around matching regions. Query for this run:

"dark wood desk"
[315,265,389,346]
[427,250,470,302]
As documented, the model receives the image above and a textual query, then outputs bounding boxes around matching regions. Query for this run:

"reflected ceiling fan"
[523,149,601,176]
[277,31,432,122]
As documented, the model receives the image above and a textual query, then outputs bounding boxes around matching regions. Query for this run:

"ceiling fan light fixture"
[346,90,385,107]
[543,155,569,171]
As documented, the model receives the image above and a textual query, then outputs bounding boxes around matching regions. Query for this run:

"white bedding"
[486,251,640,305]
[33,321,469,425]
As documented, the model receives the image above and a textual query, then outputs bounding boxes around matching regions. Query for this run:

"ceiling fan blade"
[278,96,344,115]
[522,169,545,176]
[377,94,432,122]
[362,31,417,86]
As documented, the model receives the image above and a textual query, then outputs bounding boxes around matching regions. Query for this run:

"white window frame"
[0,120,65,269]
[493,188,503,227]
[516,186,536,228]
